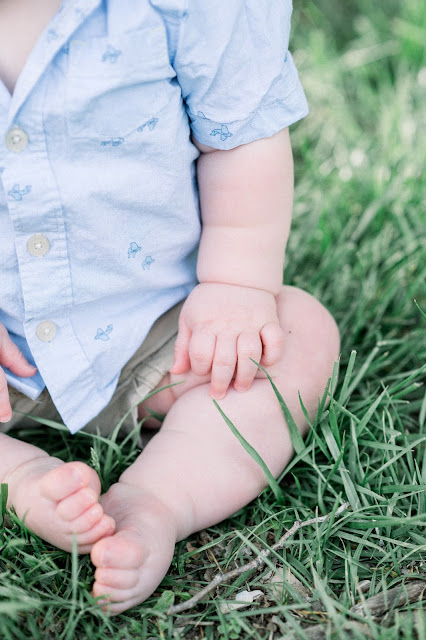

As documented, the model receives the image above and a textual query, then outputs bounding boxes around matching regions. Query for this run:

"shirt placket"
[0,0,103,428]
[2,118,73,324]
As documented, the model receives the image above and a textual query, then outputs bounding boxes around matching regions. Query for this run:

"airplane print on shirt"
[128,242,141,258]
[210,124,233,141]
[8,184,32,201]
[101,45,122,63]
[137,118,158,133]
[141,255,155,270]
[127,243,155,271]
[196,112,233,142]
[101,118,159,147]
[95,324,113,341]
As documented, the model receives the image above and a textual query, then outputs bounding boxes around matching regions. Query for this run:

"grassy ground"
[1,1,425,638]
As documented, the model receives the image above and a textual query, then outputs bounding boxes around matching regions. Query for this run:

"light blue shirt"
[0,0,308,433]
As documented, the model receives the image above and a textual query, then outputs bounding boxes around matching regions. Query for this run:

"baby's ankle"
[106,479,183,539]
[0,434,51,486]
[2,454,60,508]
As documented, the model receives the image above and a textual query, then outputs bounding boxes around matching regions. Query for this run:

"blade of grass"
[251,359,305,454]
[353,388,388,439]
[61,535,79,640]
[103,381,184,474]
[213,400,285,504]
[321,421,361,510]
[338,350,357,405]
[344,346,380,400]
[1,483,8,526]
[414,299,426,321]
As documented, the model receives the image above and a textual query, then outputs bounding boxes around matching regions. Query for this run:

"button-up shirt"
[0,0,308,433]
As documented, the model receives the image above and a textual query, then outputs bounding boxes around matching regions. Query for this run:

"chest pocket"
[65,26,173,144]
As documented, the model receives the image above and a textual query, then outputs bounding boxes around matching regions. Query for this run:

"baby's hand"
[171,283,284,398]
[0,323,37,422]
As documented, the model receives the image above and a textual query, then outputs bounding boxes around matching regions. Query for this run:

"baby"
[0,0,339,614]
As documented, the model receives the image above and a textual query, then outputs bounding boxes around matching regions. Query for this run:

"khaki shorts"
[2,300,184,439]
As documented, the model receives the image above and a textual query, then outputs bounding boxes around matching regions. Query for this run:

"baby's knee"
[277,285,340,362]
[272,286,340,420]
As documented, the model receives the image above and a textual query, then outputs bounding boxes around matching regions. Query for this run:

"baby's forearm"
[195,128,294,296]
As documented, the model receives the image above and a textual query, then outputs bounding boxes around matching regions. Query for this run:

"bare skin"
[0,0,61,94]
[90,286,340,614]
[1,452,116,553]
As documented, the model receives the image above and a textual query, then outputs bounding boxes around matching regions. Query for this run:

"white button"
[36,321,57,342]
[27,234,50,257]
[5,127,28,152]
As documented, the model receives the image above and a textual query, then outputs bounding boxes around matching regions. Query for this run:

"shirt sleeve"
[152,0,309,150]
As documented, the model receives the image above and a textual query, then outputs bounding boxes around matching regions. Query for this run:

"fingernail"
[0,415,11,423]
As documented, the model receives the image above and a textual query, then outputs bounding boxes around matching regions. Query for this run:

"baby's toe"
[75,514,116,551]
[56,487,99,522]
[94,567,140,590]
[91,531,146,570]
[67,502,104,534]
[40,461,101,501]
[92,582,141,614]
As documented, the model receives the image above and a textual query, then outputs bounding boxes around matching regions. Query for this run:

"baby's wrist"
[197,280,279,298]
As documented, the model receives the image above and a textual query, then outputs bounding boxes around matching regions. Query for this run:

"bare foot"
[91,482,178,614]
[4,458,116,553]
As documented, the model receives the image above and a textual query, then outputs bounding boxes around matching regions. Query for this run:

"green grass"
[1,1,425,638]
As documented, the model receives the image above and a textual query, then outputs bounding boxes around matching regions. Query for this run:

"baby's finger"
[188,330,216,376]
[260,322,285,366]
[210,333,237,399]
[0,326,37,378]
[0,368,12,422]
[170,323,191,374]
[234,331,262,392]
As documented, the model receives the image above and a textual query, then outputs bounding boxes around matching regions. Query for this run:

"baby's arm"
[0,324,37,422]
[171,128,294,398]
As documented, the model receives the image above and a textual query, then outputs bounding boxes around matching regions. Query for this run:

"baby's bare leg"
[91,287,340,614]
[0,434,115,552]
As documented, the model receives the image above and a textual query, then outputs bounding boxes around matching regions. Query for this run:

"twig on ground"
[352,578,426,618]
[280,621,374,640]
[276,577,426,639]
[167,502,350,615]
